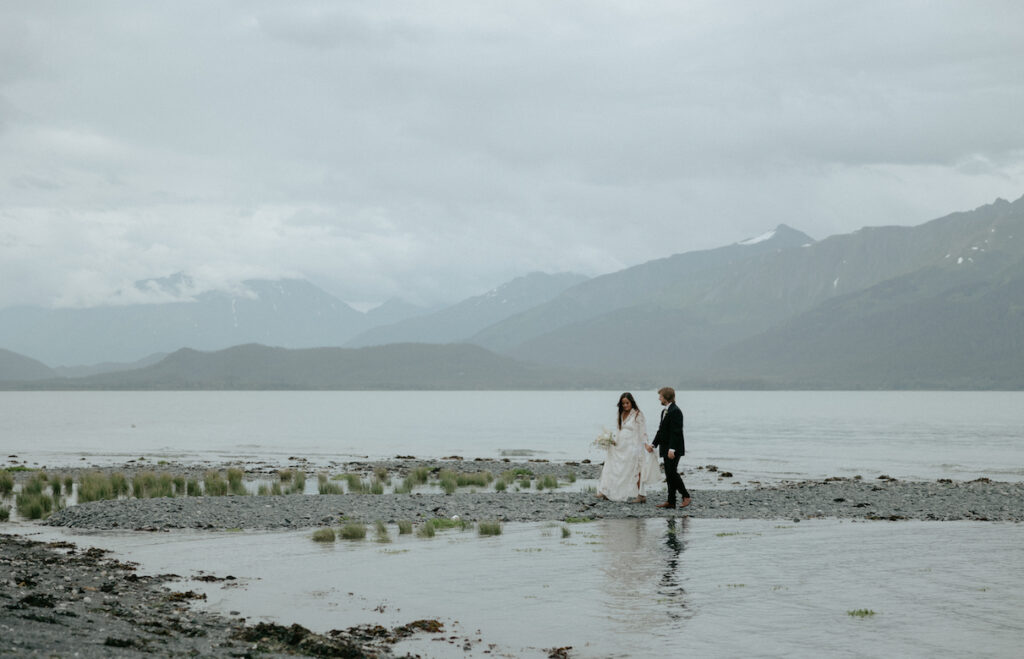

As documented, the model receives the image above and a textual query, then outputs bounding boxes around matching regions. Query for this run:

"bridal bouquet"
[592,428,616,449]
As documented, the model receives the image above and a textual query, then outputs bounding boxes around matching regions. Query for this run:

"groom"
[647,387,690,509]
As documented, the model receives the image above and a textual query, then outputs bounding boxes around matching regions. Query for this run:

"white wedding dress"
[597,410,662,501]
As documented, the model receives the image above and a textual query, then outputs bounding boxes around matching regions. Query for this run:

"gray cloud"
[1,0,1023,309]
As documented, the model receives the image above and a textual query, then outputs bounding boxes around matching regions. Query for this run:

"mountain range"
[1,194,1022,389]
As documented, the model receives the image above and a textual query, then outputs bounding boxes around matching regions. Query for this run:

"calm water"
[11,518,1024,658]
[3,391,1023,657]
[3,390,1023,483]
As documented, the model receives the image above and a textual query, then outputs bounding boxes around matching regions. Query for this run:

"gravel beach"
[42,475,1024,531]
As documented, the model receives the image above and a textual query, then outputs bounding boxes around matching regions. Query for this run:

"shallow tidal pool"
[12,518,1024,658]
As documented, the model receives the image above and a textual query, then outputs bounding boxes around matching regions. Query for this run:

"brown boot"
[655,501,675,509]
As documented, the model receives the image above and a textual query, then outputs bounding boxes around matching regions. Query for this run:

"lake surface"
[11,518,1024,658]
[3,390,1023,484]
[3,390,1023,657]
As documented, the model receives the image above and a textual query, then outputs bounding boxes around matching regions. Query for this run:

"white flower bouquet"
[592,428,616,449]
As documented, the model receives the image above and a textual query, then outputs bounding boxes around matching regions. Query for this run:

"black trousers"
[663,454,689,503]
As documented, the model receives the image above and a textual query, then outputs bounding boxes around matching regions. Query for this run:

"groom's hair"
[658,387,676,403]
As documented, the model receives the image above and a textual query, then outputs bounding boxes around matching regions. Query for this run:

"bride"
[596,392,661,503]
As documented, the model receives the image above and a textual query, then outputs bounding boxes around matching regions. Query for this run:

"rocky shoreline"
[42,475,1024,531]
[0,533,453,658]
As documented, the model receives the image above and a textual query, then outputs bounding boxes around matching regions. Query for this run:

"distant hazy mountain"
[52,353,168,378]
[702,252,1024,389]
[0,277,369,367]
[346,272,589,347]
[482,196,1024,383]
[363,298,431,328]
[0,348,55,382]
[22,343,606,390]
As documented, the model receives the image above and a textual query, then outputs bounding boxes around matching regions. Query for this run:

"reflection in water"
[599,518,692,635]
[659,518,690,620]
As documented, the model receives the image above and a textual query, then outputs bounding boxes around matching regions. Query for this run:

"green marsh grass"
[847,609,877,618]
[409,466,431,485]
[22,475,46,496]
[16,491,54,519]
[110,473,129,497]
[312,528,336,543]
[369,478,385,495]
[173,475,186,494]
[456,471,493,487]
[50,475,64,496]
[78,472,115,503]
[561,526,571,538]
[186,478,202,496]
[0,506,9,522]
[416,521,436,538]
[535,475,559,490]
[397,520,413,535]
[0,471,14,496]
[317,473,344,495]
[431,517,470,531]
[494,480,506,492]
[567,471,577,483]
[133,471,176,498]
[438,469,458,495]
[278,469,294,482]
[393,478,414,494]
[564,517,592,523]
[204,470,229,496]
[338,522,367,540]
[518,478,531,489]
[477,521,502,536]
[287,470,306,494]
[63,474,74,493]
[374,520,390,543]
[344,473,366,493]
[227,468,248,496]
[374,466,389,483]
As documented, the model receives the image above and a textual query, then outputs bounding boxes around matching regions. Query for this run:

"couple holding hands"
[596,387,691,509]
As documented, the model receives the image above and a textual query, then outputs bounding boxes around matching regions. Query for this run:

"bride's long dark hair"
[617,392,640,430]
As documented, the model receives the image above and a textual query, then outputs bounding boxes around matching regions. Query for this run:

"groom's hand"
[645,443,654,453]
[667,449,675,459]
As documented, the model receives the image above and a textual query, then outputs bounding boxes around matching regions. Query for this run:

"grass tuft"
[374,520,391,543]
[416,520,436,538]
[432,517,470,531]
[397,520,413,535]
[338,522,367,540]
[409,466,431,485]
[477,520,502,536]
[78,472,115,503]
[561,526,571,538]
[16,491,54,519]
[0,506,9,522]
[0,471,13,496]
[312,528,336,543]
[535,474,559,490]
[317,473,344,495]
[227,468,248,496]
[204,470,228,497]
[847,609,877,618]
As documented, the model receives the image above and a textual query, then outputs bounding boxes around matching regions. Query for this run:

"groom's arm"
[665,408,683,457]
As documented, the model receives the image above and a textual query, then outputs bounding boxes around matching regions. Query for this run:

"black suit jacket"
[652,403,685,458]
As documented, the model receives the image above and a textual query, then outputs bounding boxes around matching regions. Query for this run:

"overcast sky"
[2,1,1023,310]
